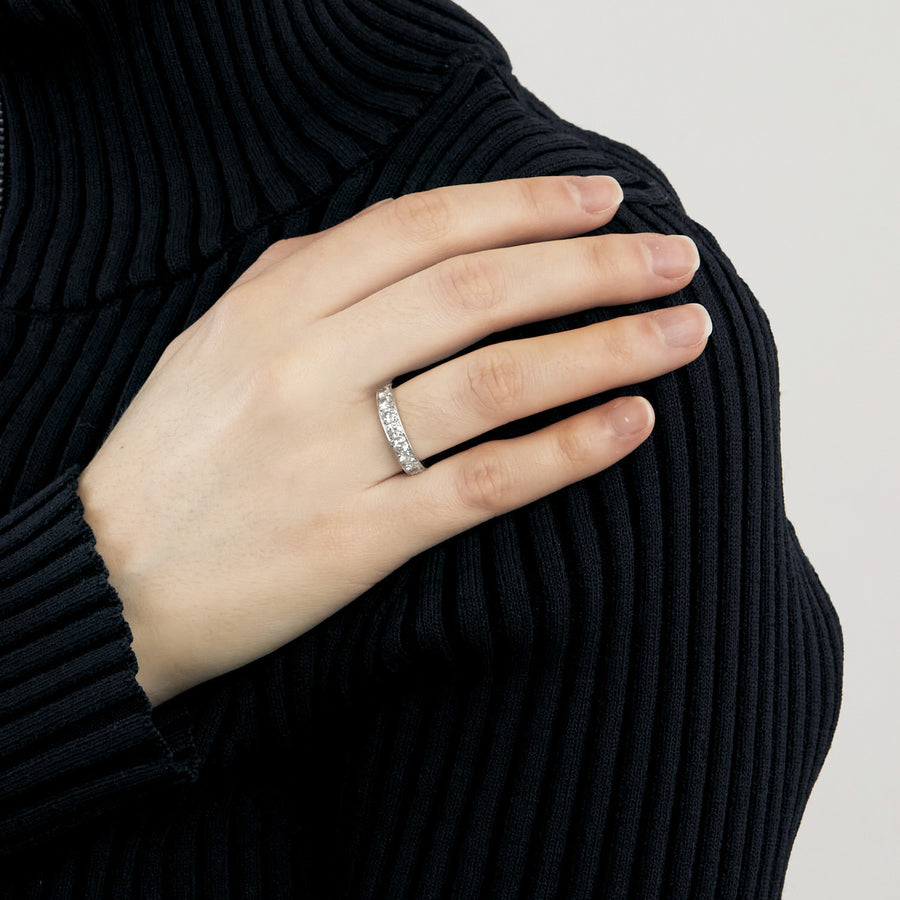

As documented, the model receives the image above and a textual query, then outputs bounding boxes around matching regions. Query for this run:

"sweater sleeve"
[0,463,200,859]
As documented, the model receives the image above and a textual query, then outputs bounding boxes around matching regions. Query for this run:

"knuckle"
[431,252,503,314]
[240,341,314,408]
[456,447,512,513]
[601,320,638,368]
[516,177,562,220]
[556,418,596,467]
[465,346,525,413]
[241,355,289,404]
[191,299,235,353]
[584,235,624,283]
[390,189,454,244]
[204,287,247,335]
[267,236,297,254]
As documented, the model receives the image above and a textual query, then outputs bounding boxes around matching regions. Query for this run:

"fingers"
[224,198,395,293]
[369,395,655,558]
[235,175,625,323]
[366,303,710,477]
[329,230,700,392]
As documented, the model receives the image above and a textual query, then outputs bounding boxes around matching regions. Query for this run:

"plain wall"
[461,1,899,896]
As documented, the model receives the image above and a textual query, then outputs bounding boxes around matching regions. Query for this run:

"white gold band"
[376,382,426,475]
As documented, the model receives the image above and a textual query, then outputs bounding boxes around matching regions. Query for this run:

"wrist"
[76,465,185,708]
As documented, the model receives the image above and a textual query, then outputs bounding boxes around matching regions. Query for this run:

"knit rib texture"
[0,1,842,897]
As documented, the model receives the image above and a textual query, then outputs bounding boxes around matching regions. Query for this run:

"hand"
[76,175,709,707]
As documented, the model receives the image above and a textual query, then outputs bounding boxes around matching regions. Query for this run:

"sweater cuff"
[0,464,199,853]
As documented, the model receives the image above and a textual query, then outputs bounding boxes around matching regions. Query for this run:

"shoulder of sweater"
[438,54,687,214]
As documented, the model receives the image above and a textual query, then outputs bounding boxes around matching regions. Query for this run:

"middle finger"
[324,231,700,394]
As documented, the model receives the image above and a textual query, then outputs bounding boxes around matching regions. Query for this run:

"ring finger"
[323,230,700,394]
[368,302,712,483]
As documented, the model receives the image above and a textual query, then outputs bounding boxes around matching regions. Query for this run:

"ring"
[376,382,427,475]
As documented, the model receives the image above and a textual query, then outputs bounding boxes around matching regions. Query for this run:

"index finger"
[246,175,624,322]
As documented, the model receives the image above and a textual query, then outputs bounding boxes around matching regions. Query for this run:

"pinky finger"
[377,395,654,557]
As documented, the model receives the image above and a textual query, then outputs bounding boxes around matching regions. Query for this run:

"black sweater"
[0,1,842,897]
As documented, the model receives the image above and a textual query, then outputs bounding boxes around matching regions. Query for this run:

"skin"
[75,175,709,707]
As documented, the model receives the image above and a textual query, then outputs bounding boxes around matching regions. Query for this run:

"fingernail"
[654,303,713,347]
[645,234,700,278]
[610,397,651,435]
[573,175,624,214]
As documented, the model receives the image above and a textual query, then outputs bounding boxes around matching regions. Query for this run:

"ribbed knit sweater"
[0,1,842,897]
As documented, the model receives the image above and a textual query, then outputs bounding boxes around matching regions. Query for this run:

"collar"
[0,1,510,311]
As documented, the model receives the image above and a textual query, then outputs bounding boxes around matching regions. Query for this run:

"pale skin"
[75,175,710,708]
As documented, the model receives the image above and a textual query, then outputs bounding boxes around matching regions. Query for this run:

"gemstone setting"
[376,382,426,475]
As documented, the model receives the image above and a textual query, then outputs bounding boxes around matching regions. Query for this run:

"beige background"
[462,1,899,896]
